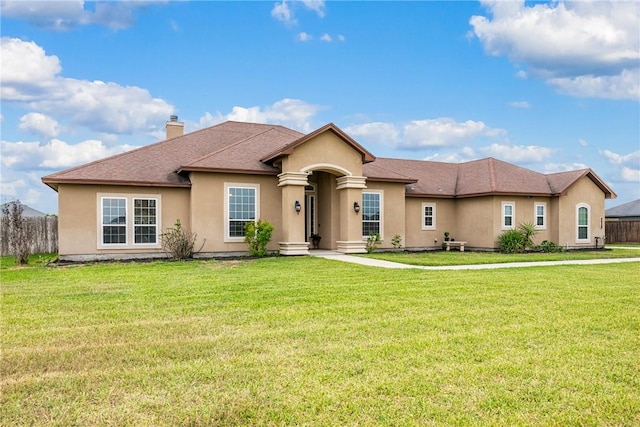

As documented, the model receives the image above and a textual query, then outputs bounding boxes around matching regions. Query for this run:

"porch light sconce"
[353,201,360,214]
[294,200,301,214]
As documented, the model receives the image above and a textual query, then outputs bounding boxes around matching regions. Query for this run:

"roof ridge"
[488,157,497,193]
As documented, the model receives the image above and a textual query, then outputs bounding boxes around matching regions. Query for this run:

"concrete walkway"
[310,250,640,270]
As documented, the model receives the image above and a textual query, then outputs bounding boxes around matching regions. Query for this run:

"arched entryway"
[277,165,367,255]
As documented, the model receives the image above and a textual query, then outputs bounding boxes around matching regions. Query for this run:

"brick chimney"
[165,115,184,139]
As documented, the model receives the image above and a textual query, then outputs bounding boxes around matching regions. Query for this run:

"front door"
[305,184,317,243]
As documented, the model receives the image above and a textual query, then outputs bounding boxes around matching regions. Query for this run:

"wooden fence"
[605,220,640,244]
[1,216,59,256]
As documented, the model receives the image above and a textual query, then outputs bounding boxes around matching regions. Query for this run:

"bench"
[445,241,467,252]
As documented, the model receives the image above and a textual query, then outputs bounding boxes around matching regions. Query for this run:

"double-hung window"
[99,195,160,247]
[502,202,515,229]
[134,198,157,244]
[577,203,590,242]
[362,192,381,237]
[102,197,127,245]
[422,203,436,230]
[535,203,546,229]
[226,184,258,239]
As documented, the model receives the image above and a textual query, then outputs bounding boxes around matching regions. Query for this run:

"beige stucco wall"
[189,172,281,254]
[404,197,456,249]
[281,132,364,177]
[556,176,607,247]
[57,184,190,257]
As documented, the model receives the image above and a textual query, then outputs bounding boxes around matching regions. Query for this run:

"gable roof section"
[42,121,302,190]
[546,169,616,198]
[261,123,376,164]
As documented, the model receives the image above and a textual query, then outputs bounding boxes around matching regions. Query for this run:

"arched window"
[576,204,590,242]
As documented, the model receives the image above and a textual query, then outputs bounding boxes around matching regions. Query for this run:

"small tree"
[244,220,274,257]
[366,232,381,254]
[1,200,33,265]
[518,221,539,250]
[160,219,203,260]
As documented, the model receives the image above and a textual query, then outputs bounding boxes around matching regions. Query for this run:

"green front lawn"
[363,247,640,266]
[2,258,639,425]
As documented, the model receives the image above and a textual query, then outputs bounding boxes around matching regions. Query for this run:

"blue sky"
[1,0,638,214]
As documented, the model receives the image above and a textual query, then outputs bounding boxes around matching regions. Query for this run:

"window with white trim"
[99,195,160,248]
[535,203,546,229]
[577,203,590,242]
[134,198,157,244]
[422,203,436,230]
[362,192,381,237]
[226,185,258,239]
[102,197,127,245]
[502,202,515,229]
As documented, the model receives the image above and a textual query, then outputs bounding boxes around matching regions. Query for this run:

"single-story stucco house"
[42,117,616,261]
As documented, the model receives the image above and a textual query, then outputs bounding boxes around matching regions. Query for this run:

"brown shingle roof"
[42,120,615,200]
[366,157,615,199]
[43,121,303,189]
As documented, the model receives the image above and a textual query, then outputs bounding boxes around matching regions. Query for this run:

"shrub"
[540,240,564,253]
[498,229,526,253]
[366,232,381,254]
[391,234,402,249]
[244,220,275,257]
[161,219,203,260]
[1,200,33,265]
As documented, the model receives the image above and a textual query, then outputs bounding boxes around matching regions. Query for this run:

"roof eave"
[40,178,192,188]
[366,177,418,184]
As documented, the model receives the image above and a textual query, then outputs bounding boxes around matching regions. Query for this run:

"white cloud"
[193,98,322,133]
[18,113,61,139]
[0,177,26,198]
[346,118,506,150]
[271,1,296,25]
[344,122,400,146]
[578,138,589,147]
[425,147,477,163]
[271,0,326,25]
[402,118,505,149]
[621,167,640,182]
[470,0,640,100]
[320,33,332,42]
[548,69,640,100]
[297,32,312,42]
[302,0,325,18]
[600,149,640,166]
[543,162,590,173]
[508,101,531,108]
[0,0,162,31]
[1,38,174,135]
[337,34,345,42]
[1,138,135,170]
[481,143,555,163]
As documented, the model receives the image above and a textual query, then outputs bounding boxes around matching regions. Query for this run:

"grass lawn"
[362,247,640,266]
[2,257,639,426]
